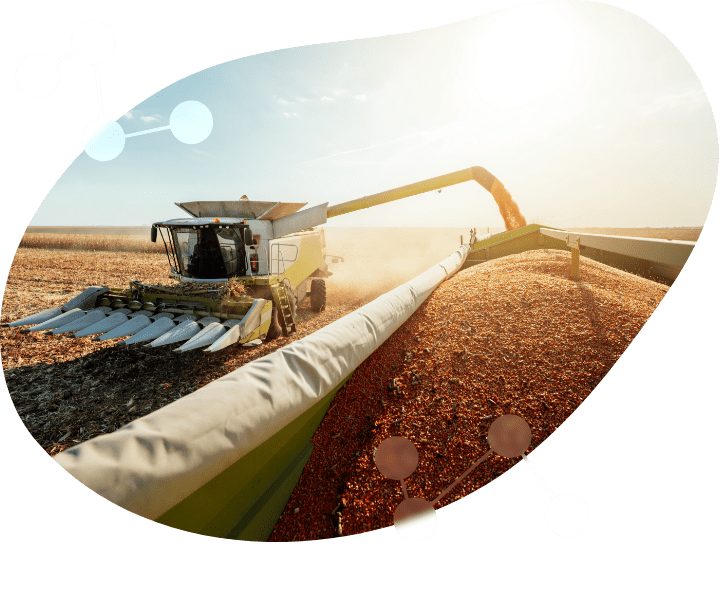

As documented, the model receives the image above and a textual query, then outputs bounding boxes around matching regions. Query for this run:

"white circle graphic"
[394,498,437,541]
[16,54,60,97]
[170,101,213,144]
[82,118,125,161]
[545,493,589,537]
[72,21,115,64]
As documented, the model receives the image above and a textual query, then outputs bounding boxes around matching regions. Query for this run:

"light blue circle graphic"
[83,119,125,161]
[169,101,213,144]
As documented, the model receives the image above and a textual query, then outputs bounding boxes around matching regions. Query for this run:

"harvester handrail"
[325,166,496,219]
[270,242,299,276]
[158,228,179,275]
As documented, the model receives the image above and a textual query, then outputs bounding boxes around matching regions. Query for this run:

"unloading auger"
[3,167,503,352]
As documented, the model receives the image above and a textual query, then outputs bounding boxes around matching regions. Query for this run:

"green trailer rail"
[464,224,695,284]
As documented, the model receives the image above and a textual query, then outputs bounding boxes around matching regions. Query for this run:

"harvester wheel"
[310,279,326,312]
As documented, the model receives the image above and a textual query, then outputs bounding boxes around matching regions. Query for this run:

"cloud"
[140,115,161,123]
[639,88,706,117]
[355,94,367,101]
[320,96,334,101]
[295,97,310,103]
[282,112,299,118]
[123,110,134,119]
[333,88,348,96]
[302,130,430,164]
[299,121,469,168]
[278,98,294,106]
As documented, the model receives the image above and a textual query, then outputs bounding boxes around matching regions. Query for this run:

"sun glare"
[474,4,578,109]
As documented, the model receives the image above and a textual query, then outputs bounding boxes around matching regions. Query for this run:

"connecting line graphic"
[94,64,104,120]
[430,449,493,506]
[373,413,588,540]
[388,448,493,507]
[374,438,497,540]
[15,20,214,162]
[56,50,74,64]
[125,125,172,139]
[521,452,555,498]
[93,65,105,117]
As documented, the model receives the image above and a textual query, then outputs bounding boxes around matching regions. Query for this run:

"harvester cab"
[153,200,327,282]
[140,199,335,347]
[156,220,252,281]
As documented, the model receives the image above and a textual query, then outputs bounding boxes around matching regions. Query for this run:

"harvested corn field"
[1,248,366,455]
[269,249,668,541]
[19,233,162,254]
[2,228,474,456]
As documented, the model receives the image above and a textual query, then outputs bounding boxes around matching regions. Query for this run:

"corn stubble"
[19,233,163,254]
[269,249,668,541]
[1,248,365,455]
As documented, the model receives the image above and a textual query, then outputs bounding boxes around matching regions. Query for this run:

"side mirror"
[150,226,157,243]
[243,229,253,246]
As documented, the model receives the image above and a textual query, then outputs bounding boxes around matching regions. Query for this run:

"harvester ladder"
[272,283,296,336]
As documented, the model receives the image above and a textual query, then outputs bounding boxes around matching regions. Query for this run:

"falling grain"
[490,179,527,231]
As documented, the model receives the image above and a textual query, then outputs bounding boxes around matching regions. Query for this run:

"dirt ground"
[0,228,468,455]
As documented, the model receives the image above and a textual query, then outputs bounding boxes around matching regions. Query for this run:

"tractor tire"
[310,279,326,312]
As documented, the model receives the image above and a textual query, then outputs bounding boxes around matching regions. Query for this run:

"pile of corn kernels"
[269,249,668,541]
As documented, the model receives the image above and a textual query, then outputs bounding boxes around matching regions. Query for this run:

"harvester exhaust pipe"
[326,166,526,231]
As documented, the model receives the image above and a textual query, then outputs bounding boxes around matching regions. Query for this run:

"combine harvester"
[4,200,335,350]
[4,166,497,351]
[6,167,696,541]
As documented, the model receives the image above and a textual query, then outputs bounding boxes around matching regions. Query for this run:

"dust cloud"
[323,227,471,306]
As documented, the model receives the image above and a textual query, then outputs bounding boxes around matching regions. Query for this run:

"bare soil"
[0,248,366,455]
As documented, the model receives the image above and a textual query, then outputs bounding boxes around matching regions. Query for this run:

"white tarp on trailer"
[55,244,470,520]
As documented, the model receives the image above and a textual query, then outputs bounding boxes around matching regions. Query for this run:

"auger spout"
[325,166,497,219]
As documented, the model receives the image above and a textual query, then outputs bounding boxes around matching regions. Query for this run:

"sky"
[24,0,718,229]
